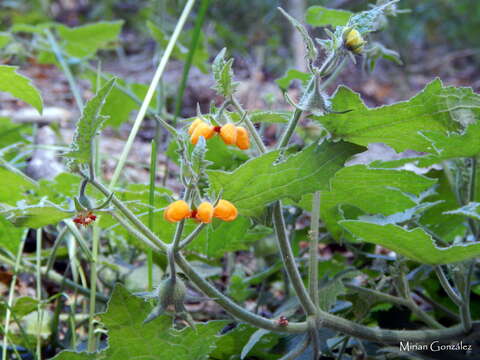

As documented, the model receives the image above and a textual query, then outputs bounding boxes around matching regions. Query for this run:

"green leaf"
[241,329,270,359]
[0,215,25,255]
[445,202,480,221]
[52,285,227,360]
[212,323,279,360]
[64,78,116,165]
[7,297,39,319]
[85,73,157,128]
[231,110,292,124]
[0,203,72,228]
[347,1,397,34]
[305,6,352,27]
[313,79,480,153]
[208,141,361,217]
[0,117,32,150]
[278,7,317,63]
[212,48,238,97]
[276,69,312,91]
[372,121,480,168]
[419,171,466,242]
[0,65,43,114]
[341,221,480,265]
[56,21,124,58]
[319,165,436,239]
[0,163,37,204]
[189,217,252,258]
[0,32,12,49]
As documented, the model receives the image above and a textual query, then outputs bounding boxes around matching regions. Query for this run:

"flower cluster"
[164,199,238,223]
[188,118,250,150]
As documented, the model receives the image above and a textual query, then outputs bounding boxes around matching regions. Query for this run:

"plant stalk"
[308,191,321,307]
[109,0,197,189]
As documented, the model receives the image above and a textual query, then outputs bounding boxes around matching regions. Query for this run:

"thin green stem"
[45,225,69,274]
[87,176,167,251]
[110,212,162,252]
[0,252,108,302]
[36,229,43,360]
[178,223,206,250]
[458,263,474,332]
[2,238,26,360]
[272,201,317,315]
[435,266,463,306]
[44,29,84,110]
[308,191,320,307]
[413,290,460,321]
[87,224,100,352]
[346,284,443,329]
[277,108,303,149]
[109,0,197,189]
[148,139,158,291]
[230,97,267,154]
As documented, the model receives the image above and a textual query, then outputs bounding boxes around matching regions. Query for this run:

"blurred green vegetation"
[1,0,479,72]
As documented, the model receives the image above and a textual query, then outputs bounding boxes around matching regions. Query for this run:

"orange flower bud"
[235,126,250,150]
[213,199,238,222]
[164,200,191,223]
[219,123,237,145]
[195,202,214,223]
[190,122,214,145]
[188,118,204,135]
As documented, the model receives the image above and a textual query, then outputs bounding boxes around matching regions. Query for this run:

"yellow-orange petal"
[188,118,204,135]
[164,200,191,223]
[235,126,250,150]
[213,199,238,222]
[190,123,215,145]
[219,123,237,145]
[195,202,214,223]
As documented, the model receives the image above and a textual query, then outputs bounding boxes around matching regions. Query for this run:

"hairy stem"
[346,284,443,329]
[273,201,317,315]
[230,97,267,154]
[87,176,167,251]
[435,266,463,306]
[308,191,321,307]
[87,224,100,352]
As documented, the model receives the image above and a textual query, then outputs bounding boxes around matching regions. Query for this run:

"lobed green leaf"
[208,141,362,216]
[64,78,116,166]
[341,221,480,265]
[0,65,43,114]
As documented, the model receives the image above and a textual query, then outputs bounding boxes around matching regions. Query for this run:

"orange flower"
[164,200,191,223]
[235,126,250,150]
[194,202,214,223]
[188,118,204,135]
[190,122,215,145]
[219,123,237,145]
[213,200,238,221]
